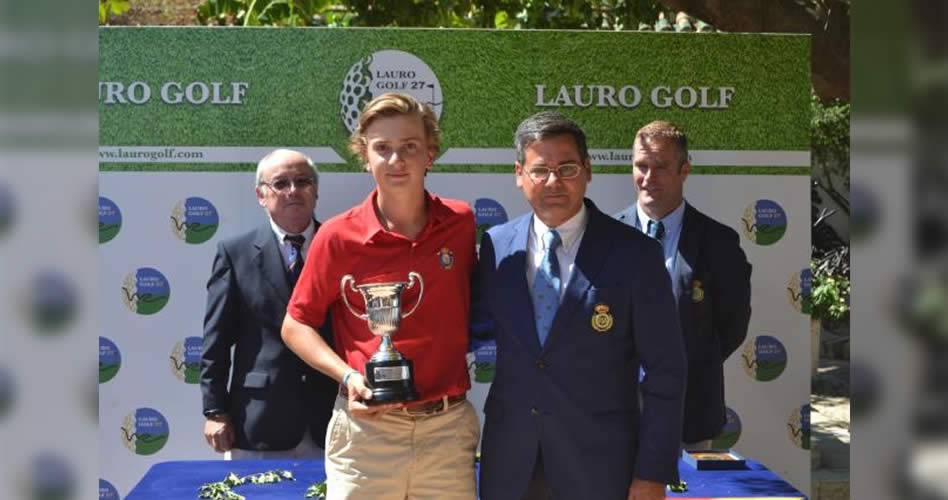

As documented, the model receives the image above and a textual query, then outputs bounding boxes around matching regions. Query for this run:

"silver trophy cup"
[340,271,423,404]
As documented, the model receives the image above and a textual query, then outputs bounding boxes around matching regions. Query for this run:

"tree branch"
[657,0,849,102]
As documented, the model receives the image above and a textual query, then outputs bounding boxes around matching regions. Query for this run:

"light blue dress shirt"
[635,201,686,300]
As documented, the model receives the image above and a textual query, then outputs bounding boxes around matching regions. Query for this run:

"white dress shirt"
[269,218,315,270]
[526,204,588,301]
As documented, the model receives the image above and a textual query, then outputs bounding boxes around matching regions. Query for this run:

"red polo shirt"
[288,189,475,403]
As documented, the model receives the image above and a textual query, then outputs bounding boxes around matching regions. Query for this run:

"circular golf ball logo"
[122,268,170,315]
[787,403,811,449]
[468,338,497,384]
[170,197,218,244]
[787,268,813,314]
[474,198,508,246]
[741,335,788,382]
[99,196,122,244]
[25,271,78,335]
[170,336,203,384]
[711,406,742,449]
[99,479,120,500]
[741,200,788,246]
[1,181,16,240]
[99,337,121,384]
[0,365,13,420]
[121,408,170,456]
[26,453,76,500]
[339,50,443,133]
[851,181,880,242]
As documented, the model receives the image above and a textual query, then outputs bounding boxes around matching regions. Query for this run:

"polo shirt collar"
[358,188,448,244]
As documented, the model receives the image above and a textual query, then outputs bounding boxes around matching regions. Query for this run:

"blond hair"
[347,93,441,159]
[635,120,689,168]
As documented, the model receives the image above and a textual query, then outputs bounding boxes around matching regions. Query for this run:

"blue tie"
[533,230,562,346]
[647,219,665,241]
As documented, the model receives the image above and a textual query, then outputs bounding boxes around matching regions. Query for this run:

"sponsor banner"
[98,146,345,164]
[100,29,810,171]
[439,148,810,167]
[99,146,810,167]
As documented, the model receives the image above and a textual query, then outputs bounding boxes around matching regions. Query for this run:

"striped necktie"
[284,234,305,286]
[647,219,665,241]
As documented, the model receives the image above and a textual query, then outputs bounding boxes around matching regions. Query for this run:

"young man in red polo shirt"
[281,93,479,499]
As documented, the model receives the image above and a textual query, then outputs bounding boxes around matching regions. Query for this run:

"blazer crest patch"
[591,303,614,333]
[692,280,705,303]
[438,247,454,269]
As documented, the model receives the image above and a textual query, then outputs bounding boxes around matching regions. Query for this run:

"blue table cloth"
[125,458,806,499]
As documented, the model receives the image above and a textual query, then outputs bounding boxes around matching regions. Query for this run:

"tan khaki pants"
[324,396,479,500]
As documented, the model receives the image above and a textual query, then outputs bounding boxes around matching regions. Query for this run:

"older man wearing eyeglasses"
[472,112,687,500]
[200,148,337,459]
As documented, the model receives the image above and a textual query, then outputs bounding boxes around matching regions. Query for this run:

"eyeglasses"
[524,163,583,183]
[259,176,315,193]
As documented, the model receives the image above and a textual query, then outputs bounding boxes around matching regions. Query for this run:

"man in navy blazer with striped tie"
[473,112,686,500]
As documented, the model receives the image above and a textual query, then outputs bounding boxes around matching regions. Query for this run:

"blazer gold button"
[536,360,547,369]
[530,407,540,416]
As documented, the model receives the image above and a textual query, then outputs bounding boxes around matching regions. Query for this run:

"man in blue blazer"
[474,113,686,500]
[200,149,336,458]
[614,121,752,449]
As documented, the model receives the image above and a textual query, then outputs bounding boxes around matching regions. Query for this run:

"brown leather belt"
[338,386,465,416]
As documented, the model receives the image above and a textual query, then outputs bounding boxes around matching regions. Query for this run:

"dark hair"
[514,112,589,165]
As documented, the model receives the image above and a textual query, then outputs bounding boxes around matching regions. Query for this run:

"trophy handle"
[401,271,424,318]
[339,274,368,320]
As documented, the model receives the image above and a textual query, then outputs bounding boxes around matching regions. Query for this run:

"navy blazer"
[614,202,751,442]
[200,222,336,451]
[474,199,686,500]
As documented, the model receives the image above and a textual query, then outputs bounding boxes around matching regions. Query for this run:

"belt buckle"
[405,396,448,416]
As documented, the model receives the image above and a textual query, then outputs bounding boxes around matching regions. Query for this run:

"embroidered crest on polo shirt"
[438,247,454,269]
[590,303,614,333]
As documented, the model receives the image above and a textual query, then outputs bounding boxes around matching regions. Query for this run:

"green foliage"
[99,0,131,24]
[196,0,335,26]
[194,0,667,29]
[810,90,850,186]
[198,470,295,500]
[667,479,688,493]
[811,273,849,322]
[811,247,850,323]
[305,481,328,498]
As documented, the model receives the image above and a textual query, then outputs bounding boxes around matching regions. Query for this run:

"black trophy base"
[365,358,420,405]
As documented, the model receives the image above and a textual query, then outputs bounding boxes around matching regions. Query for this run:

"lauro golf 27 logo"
[99,337,122,383]
[711,406,742,449]
[340,50,443,133]
[468,338,497,384]
[25,453,76,500]
[99,479,119,500]
[0,181,14,240]
[99,196,122,243]
[121,407,170,456]
[170,197,218,244]
[24,271,78,334]
[787,267,813,314]
[0,365,13,420]
[170,336,203,384]
[474,198,508,247]
[122,268,170,315]
[741,335,788,382]
[787,403,811,449]
[741,200,787,246]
